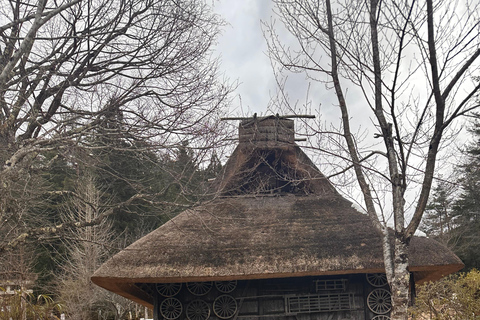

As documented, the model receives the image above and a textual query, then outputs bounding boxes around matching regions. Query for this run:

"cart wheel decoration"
[160,298,183,320]
[213,295,237,319]
[372,315,390,320]
[156,283,182,297]
[215,280,237,293]
[187,282,213,296]
[186,300,210,320]
[367,289,392,314]
[366,273,388,287]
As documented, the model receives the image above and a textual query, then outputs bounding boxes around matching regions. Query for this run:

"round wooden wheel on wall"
[366,273,388,287]
[215,280,237,293]
[186,300,210,320]
[187,282,213,296]
[156,283,182,297]
[367,289,392,314]
[372,315,390,320]
[160,298,183,320]
[213,295,237,319]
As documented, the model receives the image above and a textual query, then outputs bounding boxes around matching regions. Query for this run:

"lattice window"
[314,279,347,292]
[285,293,355,314]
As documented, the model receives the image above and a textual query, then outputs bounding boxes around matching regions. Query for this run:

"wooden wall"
[142,274,392,320]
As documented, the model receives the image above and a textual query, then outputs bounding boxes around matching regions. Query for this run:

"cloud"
[214,1,277,114]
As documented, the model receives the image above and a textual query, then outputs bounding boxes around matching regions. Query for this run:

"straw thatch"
[92,116,463,306]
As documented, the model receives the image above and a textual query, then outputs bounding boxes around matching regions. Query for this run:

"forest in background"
[1,137,225,319]
[421,115,480,271]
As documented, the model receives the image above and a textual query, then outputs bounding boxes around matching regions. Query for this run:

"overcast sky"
[213,1,281,116]
[212,1,473,138]
[212,1,357,126]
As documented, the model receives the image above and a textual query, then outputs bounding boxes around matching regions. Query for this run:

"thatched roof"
[92,116,463,306]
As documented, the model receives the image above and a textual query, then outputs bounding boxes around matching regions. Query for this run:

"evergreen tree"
[90,107,192,238]
[422,116,480,270]
[205,151,223,181]
[33,156,73,291]
[450,116,480,270]
[421,182,454,245]
[164,141,202,203]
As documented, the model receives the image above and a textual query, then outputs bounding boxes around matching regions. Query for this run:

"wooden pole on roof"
[221,114,315,121]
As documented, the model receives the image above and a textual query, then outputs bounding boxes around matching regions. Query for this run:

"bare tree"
[57,173,111,319]
[265,0,480,319]
[0,0,232,253]
[57,173,138,320]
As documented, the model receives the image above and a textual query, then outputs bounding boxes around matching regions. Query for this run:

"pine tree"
[421,182,454,245]
[451,116,480,270]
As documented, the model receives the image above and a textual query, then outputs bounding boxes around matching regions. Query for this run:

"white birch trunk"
[390,236,410,320]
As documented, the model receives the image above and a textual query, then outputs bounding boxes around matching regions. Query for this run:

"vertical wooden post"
[153,290,159,320]
[409,272,416,306]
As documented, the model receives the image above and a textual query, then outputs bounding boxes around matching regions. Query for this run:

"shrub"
[0,287,63,320]
[410,269,480,320]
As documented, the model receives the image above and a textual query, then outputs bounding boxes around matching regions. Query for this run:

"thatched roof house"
[92,116,462,320]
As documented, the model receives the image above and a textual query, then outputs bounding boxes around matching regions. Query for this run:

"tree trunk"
[0,131,15,166]
[390,235,410,320]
